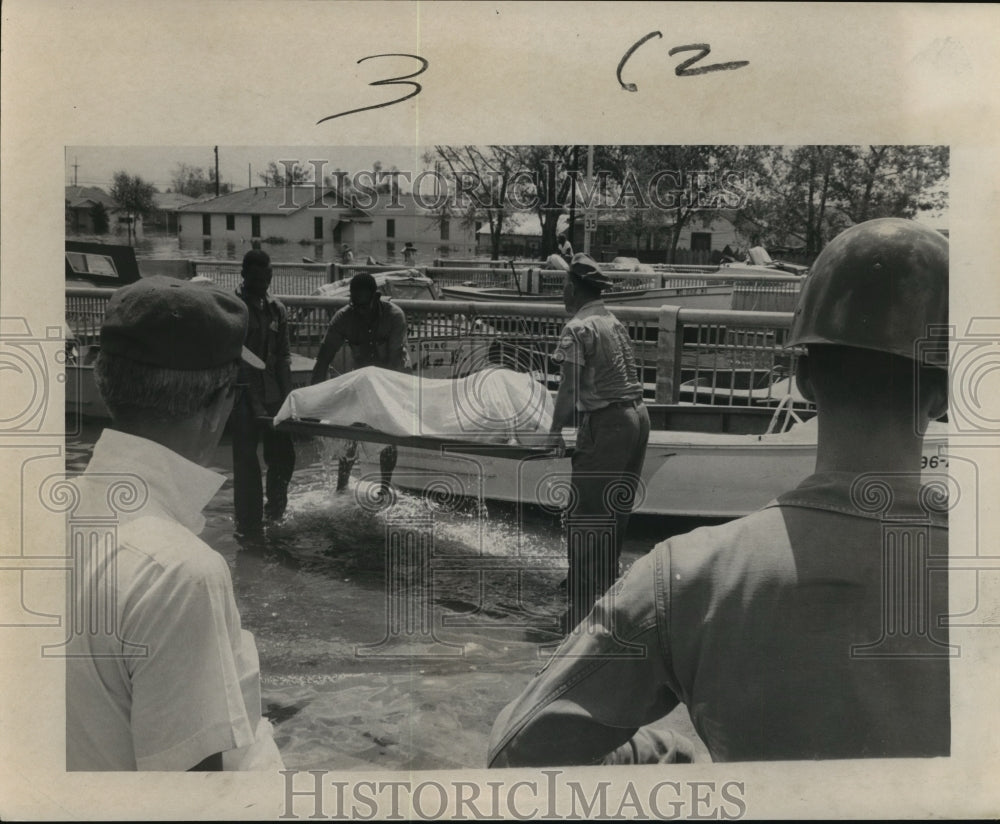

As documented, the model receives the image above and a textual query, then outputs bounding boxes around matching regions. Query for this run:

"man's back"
[66,513,259,770]
[663,472,950,760]
[488,472,950,765]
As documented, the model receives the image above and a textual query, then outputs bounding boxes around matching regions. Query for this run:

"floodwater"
[66,420,714,770]
[82,232,433,268]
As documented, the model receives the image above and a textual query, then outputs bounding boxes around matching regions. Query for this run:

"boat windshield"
[748,246,774,266]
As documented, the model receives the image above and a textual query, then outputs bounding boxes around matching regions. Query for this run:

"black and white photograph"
[2,2,999,820]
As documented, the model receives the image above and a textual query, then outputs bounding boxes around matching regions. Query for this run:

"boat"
[437,247,804,312]
[440,282,736,311]
[65,240,143,287]
[276,399,947,520]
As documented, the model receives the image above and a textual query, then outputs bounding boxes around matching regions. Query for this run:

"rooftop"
[177,186,352,216]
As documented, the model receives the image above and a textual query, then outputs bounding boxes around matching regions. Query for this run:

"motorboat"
[274,372,946,519]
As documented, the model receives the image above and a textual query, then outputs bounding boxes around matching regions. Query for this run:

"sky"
[65,146,434,192]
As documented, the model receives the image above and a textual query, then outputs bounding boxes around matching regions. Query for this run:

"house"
[177,186,360,254]
[476,211,570,259]
[568,208,755,264]
[65,186,128,236]
[147,191,198,233]
[177,185,479,262]
[362,192,477,263]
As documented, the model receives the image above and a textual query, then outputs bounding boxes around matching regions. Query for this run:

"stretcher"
[269,416,572,460]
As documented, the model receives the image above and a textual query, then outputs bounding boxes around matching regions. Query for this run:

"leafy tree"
[170,162,231,197]
[601,145,768,262]
[109,171,155,244]
[739,146,948,256]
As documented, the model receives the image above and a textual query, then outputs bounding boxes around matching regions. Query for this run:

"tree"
[601,145,768,262]
[258,161,310,187]
[109,171,155,244]
[428,145,522,260]
[738,146,949,256]
[507,146,581,257]
[170,162,231,198]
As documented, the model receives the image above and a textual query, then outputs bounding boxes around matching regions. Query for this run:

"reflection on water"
[68,231,315,264]
[67,420,711,769]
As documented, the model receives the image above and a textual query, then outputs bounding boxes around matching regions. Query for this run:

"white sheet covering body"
[274,366,553,444]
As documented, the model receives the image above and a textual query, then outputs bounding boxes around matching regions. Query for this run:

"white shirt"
[65,429,283,771]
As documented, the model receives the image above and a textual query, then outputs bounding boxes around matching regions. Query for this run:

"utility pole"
[72,157,79,186]
[214,146,220,197]
[583,145,594,255]
[248,163,252,188]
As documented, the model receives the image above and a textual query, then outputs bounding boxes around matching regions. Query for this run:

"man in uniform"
[310,271,410,495]
[67,277,283,771]
[340,243,354,265]
[545,253,650,632]
[230,249,295,536]
[489,218,950,766]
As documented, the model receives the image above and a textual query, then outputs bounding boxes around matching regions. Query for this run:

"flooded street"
[67,421,714,770]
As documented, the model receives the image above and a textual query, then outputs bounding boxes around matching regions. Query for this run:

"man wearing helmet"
[489,218,950,765]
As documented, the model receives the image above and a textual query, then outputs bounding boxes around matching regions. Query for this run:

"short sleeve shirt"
[551,300,642,411]
[65,430,280,771]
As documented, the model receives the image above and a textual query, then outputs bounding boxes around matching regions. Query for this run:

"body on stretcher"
[271,365,560,459]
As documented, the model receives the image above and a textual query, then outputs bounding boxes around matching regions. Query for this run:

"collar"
[349,298,383,322]
[572,298,607,320]
[83,429,225,534]
[237,285,278,310]
[768,471,948,527]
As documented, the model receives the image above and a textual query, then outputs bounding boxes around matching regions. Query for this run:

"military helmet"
[787,218,948,367]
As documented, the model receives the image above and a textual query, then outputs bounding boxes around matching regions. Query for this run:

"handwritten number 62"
[317,54,428,125]
[617,32,749,92]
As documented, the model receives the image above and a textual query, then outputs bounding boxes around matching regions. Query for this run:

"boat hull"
[440,284,733,310]
[341,421,948,519]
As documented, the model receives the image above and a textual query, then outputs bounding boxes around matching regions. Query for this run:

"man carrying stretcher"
[310,272,410,496]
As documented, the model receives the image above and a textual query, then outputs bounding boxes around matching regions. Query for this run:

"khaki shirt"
[489,471,950,765]
[552,300,643,412]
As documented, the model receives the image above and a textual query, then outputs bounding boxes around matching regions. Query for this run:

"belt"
[590,398,642,412]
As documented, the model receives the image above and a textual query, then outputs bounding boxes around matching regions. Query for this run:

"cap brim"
[241,346,266,370]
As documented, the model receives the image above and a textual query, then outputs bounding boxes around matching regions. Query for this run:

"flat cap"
[101,276,264,370]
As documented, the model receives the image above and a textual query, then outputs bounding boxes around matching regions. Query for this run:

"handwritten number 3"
[317,54,428,125]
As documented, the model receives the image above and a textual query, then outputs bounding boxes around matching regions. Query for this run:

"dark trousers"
[566,401,650,627]
[231,391,296,531]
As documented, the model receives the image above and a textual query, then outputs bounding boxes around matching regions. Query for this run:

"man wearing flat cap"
[545,253,650,632]
[66,277,283,771]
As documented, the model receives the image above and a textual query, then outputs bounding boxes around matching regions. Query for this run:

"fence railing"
[433,258,536,269]
[190,260,335,295]
[331,263,414,281]
[66,287,806,409]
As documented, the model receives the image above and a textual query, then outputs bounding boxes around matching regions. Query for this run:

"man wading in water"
[310,272,410,497]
